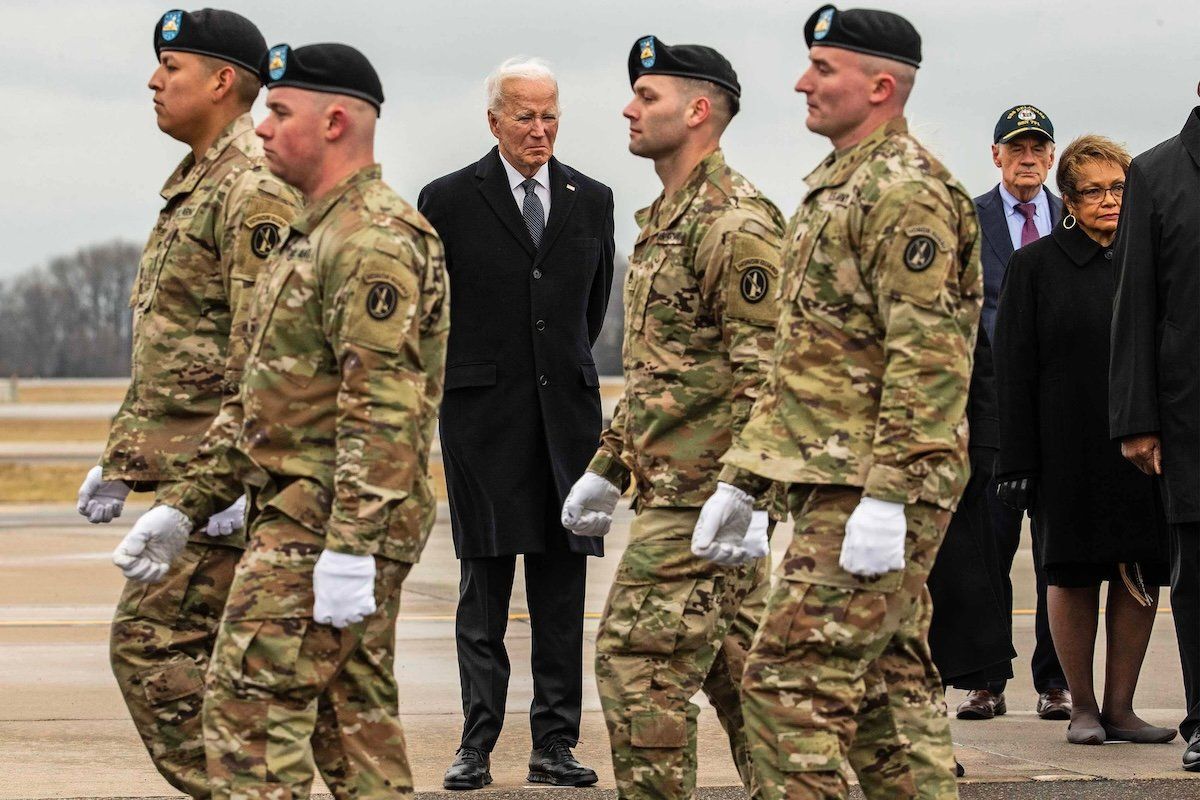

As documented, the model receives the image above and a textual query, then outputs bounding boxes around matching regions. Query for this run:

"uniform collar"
[160,112,255,202]
[807,117,908,192]
[635,148,726,243]
[1052,217,1108,267]
[290,164,382,236]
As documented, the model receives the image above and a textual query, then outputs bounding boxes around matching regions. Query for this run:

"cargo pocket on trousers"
[143,661,205,706]
[224,619,309,694]
[777,730,842,773]
[631,710,688,748]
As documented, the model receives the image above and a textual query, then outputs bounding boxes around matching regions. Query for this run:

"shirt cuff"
[324,510,384,557]
[154,481,215,528]
[587,451,630,492]
[862,464,922,506]
[717,464,773,498]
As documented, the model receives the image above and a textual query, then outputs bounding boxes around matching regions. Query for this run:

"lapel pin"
[566,184,576,192]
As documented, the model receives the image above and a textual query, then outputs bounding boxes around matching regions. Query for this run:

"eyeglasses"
[510,113,559,128]
[1074,183,1124,204]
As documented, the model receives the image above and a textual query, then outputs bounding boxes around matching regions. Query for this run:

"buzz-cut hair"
[198,54,261,109]
[485,56,558,113]
[676,77,740,123]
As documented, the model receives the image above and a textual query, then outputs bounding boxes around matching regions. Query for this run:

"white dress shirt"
[998,182,1052,251]
[499,153,551,225]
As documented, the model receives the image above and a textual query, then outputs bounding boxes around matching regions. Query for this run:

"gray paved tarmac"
[1,502,1196,799]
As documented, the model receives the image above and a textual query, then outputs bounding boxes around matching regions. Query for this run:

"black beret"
[153,8,266,76]
[803,5,921,69]
[994,104,1055,144]
[261,43,384,114]
[628,35,740,98]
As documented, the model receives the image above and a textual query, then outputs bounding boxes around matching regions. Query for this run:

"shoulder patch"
[366,281,400,320]
[903,224,950,251]
[903,235,938,272]
[727,233,781,324]
[245,212,287,259]
[656,231,686,246]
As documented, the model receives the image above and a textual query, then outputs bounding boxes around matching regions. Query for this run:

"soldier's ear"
[686,95,712,129]
[324,105,350,142]
[209,63,237,105]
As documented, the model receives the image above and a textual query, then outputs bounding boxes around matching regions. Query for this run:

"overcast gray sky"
[2,0,1198,280]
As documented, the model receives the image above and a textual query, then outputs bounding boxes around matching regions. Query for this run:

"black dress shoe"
[444,747,492,790]
[1184,730,1200,772]
[528,738,599,786]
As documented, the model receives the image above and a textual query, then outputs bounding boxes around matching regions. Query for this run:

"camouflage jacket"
[588,150,785,508]
[721,119,982,511]
[187,165,448,563]
[101,114,299,505]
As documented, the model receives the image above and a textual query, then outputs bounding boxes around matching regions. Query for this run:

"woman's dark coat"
[994,220,1168,569]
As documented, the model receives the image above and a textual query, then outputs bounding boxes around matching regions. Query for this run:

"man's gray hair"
[485,57,558,112]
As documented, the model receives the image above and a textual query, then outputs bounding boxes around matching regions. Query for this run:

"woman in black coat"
[994,135,1171,746]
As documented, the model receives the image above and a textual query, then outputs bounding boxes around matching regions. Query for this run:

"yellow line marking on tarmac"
[0,608,1174,628]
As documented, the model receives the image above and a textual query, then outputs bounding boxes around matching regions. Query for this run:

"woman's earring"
[1063,213,1077,230]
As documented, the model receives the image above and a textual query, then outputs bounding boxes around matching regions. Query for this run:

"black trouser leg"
[1170,522,1200,740]
[524,528,587,749]
[986,477,1021,694]
[1030,518,1067,692]
[457,555,517,752]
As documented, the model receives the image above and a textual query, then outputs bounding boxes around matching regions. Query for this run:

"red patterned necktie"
[1015,202,1038,247]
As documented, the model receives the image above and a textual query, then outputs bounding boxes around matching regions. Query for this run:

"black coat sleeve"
[994,248,1040,478]
[1109,160,1161,440]
[587,186,616,346]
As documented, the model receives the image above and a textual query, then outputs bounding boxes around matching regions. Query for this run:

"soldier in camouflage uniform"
[118,44,449,799]
[561,37,784,799]
[76,11,299,797]
[695,7,981,800]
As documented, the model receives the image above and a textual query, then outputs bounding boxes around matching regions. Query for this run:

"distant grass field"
[0,419,110,442]
[0,462,95,502]
[11,383,128,403]
[0,461,451,504]
[0,376,618,503]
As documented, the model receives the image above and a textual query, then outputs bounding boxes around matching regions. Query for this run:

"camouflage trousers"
[111,538,241,799]
[595,507,769,800]
[742,486,957,800]
[203,508,414,800]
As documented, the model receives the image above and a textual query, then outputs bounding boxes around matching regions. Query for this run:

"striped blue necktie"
[521,178,544,248]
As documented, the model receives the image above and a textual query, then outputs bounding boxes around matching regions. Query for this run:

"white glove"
[200,495,247,537]
[561,472,621,537]
[313,550,377,629]
[840,496,906,577]
[112,505,192,583]
[77,465,131,524]
[739,510,771,563]
[691,482,754,564]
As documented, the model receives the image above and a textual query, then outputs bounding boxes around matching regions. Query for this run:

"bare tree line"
[0,242,626,378]
[0,240,139,377]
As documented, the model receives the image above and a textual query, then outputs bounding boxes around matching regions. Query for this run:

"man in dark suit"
[948,105,1070,722]
[418,57,615,790]
[1110,101,1200,771]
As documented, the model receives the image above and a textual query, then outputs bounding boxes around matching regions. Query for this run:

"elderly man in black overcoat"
[1110,102,1200,772]
[932,105,1068,723]
[418,56,615,789]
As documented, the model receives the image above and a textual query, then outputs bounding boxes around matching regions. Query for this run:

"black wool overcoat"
[418,148,615,558]
[995,220,1168,569]
[1110,108,1200,524]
